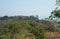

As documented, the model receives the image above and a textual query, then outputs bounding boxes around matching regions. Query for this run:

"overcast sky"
[0,0,56,19]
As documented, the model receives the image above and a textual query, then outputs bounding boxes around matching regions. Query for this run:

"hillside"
[0,16,57,39]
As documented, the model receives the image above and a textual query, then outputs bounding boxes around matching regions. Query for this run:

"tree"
[50,0,60,18]
[22,21,45,39]
[50,0,60,31]
[56,0,60,5]
[32,28,45,39]
[8,22,22,39]
[0,15,8,20]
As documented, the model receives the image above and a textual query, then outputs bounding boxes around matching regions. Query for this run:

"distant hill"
[0,15,57,39]
[0,16,56,31]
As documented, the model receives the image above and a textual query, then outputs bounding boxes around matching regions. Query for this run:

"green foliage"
[0,15,8,20]
[50,0,60,32]
[0,17,45,39]
[50,0,60,18]
[32,28,45,39]
[9,22,20,33]
[51,9,60,18]
[22,21,45,39]
[57,22,60,29]
[56,0,60,5]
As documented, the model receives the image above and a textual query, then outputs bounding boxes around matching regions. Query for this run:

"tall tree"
[50,0,60,19]
[50,0,60,31]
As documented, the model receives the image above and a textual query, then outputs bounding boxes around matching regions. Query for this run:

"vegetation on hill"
[0,15,57,39]
[0,0,60,39]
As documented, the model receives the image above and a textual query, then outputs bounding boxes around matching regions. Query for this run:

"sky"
[0,0,56,19]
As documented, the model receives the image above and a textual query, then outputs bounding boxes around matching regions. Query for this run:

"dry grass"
[45,32,60,39]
